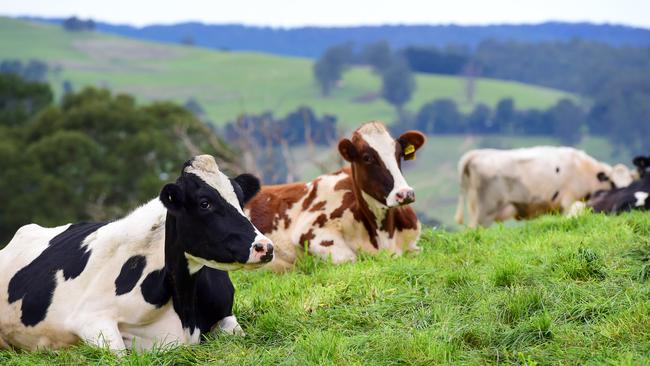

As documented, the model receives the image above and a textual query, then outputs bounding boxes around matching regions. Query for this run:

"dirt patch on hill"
[352,92,380,103]
[72,39,185,61]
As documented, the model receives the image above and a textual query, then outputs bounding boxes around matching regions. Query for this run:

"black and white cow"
[0,155,273,352]
[589,165,650,214]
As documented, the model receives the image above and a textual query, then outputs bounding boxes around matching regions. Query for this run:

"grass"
[2,211,650,365]
[0,17,576,129]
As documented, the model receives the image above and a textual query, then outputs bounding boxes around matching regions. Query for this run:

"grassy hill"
[0,18,576,129]
[2,211,649,364]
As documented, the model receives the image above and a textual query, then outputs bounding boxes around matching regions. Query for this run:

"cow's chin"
[184,253,268,273]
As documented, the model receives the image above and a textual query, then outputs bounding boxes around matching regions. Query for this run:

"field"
[1,211,649,365]
[0,18,576,129]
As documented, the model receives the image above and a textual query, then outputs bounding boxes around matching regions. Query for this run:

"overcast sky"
[3,0,650,28]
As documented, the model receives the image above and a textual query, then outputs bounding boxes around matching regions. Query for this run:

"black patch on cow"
[552,191,559,201]
[556,167,560,173]
[195,268,235,334]
[8,222,106,327]
[115,255,147,296]
[140,268,170,308]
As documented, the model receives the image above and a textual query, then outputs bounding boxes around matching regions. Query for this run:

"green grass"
[0,17,576,128]
[2,212,650,365]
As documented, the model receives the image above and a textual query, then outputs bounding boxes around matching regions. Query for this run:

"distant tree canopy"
[62,17,95,32]
[0,79,237,245]
[313,43,354,96]
[0,73,53,127]
[0,59,49,82]
[381,57,415,118]
[402,46,468,75]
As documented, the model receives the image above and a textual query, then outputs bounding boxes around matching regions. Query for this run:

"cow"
[0,155,273,353]
[454,146,636,227]
[245,121,426,272]
[585,156,650,214]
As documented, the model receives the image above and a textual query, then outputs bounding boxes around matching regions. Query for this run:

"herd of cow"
[0,121,648,353]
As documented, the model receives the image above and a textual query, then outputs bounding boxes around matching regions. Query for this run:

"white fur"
[454,146,635,227]
[634,191,649,207]
[359,128,412,207]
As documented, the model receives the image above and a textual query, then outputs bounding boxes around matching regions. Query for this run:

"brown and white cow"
[245,121,426,272]
[454,146,636,228]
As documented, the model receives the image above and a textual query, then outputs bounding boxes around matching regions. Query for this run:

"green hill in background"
[0,18,576,129]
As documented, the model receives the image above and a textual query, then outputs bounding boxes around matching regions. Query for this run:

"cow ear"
[398,130,426,160]
[338,138,357,162]
[633,156,650,169]
[234,173,261,205]
[596,172,610,182]
[160,183,184,213]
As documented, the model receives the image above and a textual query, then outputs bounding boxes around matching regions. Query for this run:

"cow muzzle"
[394,188,415,205]
[249,237,274,264]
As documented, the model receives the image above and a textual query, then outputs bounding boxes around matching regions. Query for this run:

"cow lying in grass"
[0,155,273,352]
[455,146,636,227]
[246,121,426,272]
[586,156,650,214]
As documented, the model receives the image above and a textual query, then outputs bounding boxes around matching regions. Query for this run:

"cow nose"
[395,188,415,204]
[253,239,274,263]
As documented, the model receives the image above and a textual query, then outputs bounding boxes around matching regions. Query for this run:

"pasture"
[0,18,576,128]
[0,211,648,365]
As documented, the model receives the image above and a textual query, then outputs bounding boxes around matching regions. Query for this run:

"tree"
[547,99,585,145]
[0,73,52,127]
[62,17,95,32]
[415,99,462,134]
[381,57,415,119]
[465,103,492,134]
[493,98,516,134]
[313,43,353,96]
[0,84,237,245]
[360,41,392,73]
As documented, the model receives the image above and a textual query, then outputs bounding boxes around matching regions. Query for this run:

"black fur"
[115,255,147,296]
[8,222,106,326]
[591,167,650,214]
[140,269,170,308]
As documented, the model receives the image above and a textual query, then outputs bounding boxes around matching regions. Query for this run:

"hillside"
[0,18,575,128]
[2,212,649,364]
[25,17,650,57]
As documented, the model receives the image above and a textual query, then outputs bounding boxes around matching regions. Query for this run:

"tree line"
[314,40,650,154]
[0,74,236,245]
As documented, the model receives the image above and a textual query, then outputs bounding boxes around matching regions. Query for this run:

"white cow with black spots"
[0,155,273,352]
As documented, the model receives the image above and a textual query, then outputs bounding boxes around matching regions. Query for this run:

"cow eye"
[362,154,373,164]
[199,200,211,210]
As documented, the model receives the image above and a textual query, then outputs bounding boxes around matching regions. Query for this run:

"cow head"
[633,155,650,179]
[597,163,635,189]
[338,121,426,207]
[160,155,273,272]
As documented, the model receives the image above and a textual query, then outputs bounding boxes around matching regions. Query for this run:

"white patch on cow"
[634,191,649,207]
[184,155,244,216]
[216,315,245,336]
[358,123,411,207]
[183,327,200,344]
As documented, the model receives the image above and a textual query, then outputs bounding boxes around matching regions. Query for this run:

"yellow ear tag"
[404,144,416,160]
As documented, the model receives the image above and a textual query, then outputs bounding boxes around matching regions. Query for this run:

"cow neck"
[349,164,394,247]
[163,213,200,338]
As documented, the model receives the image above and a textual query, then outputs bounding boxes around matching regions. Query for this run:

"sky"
[2,0,650,28]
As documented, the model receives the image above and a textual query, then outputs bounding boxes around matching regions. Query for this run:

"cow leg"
[215,315,245,336]
[76,319,126,354]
